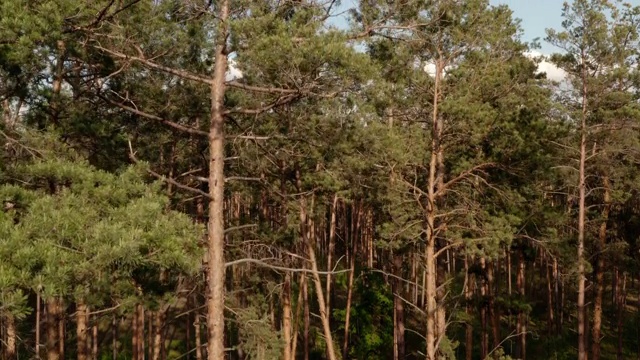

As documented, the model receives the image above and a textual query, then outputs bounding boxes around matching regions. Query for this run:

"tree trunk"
[591,176,610,360]
[77,302,89,360]
[393,254,405,360]
[299,198,338,360]
[92,321,98,360]
[133,304,145,360]
[325,195,338,319]
[546,257,555,337]
[46,298,61,360]
[342,235,356,360]
[303,273,310,360]
[516,250,526,360]
[112,317,118,360]
[488,260,500,350]
[577,51,588,360]
[36,293,41,360]
[152,309,166,360]
[465,256,473,360]
[4,314,16,359]
[194,307,202,360]
[283,272,293,360]
[291,272,304,360]
[425,59,443,360]
[480,258,489,360]
[205,1,229,360]
[616,272,626,360]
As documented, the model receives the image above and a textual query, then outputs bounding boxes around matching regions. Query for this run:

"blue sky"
[331,0,567,55]
[490,0,565,54]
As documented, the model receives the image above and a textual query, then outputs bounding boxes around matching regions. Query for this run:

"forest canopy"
[1,1,640,360]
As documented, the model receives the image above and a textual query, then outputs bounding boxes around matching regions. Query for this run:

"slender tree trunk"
[577,51,589,360]
[58,304,65,360]
[591,176,610,360]
[325,195,338,319]
[516,250,526,360]
[465,256,473,360]
[46,299,61,360]
[480,258,489,360]
[4,314,16,359]
[283,272,293,360]
[194,308,202,360]
[112,317,118,360]
[133,310,139,360]
[488,260,500,350]
[92,321,98,360]
[291,272,304,360]
[152,309,166,360]
[299,198,338,360]
[303,273,310,360]
[425,59,443,360]
[206,1,229,359]
[546,257,555,337]
[342,235,356,360]
[77,302,89,360]
[616,272,626,360]
[393,254,405,360]
[36,293,41,360]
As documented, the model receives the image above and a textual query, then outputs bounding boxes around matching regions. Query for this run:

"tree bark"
[152,309,166,360]
[194,306,202,360]
[616,272,626,360]
[46,298,61,360]
[342,232,356,360]
[77,302,89,360]
[591,175,610,360]
[205,1,229,359]
[325,195,338,319]
[299,198,338,360]
[4,313,16,359]
[425,59,443,360]
[303,273,310,360]
[393,254,405,360]
[283,272,293,360]
[92,321,98,360]
[480,258,489,360]
[465,256,473,360]
[546,257,555,337]
[516,250,526,360]
[488,260,500,349]
[577,48,589,360]
[36,293,41,360]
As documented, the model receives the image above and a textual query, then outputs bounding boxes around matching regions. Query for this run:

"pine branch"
[128,140,211,199]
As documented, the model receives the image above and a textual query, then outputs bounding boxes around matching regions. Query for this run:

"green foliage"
[0,132,203,314]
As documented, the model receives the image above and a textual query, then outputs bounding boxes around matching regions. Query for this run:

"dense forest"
[1,0,640,359]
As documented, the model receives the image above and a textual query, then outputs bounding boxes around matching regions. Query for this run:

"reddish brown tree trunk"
[205,1,229,359]
[465,256,473,360]
[393,254,405,360]
[46,298,61,360]
[77,302,89,360]
[577,52,588,360]
[592,176,610,360]
[546,257,555,336]
[283,272,293,360]
[4,313,16,359]
[516,250,526,360]
[480,258,489,360]
[616,272,626,360]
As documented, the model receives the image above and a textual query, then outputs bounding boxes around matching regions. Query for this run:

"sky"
[329,0,570,81]
[332,0,566,54]
[490,0,565,54]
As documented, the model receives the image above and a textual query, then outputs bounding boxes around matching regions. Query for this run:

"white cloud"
[525,51,567,82]
[226,59,243,81]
